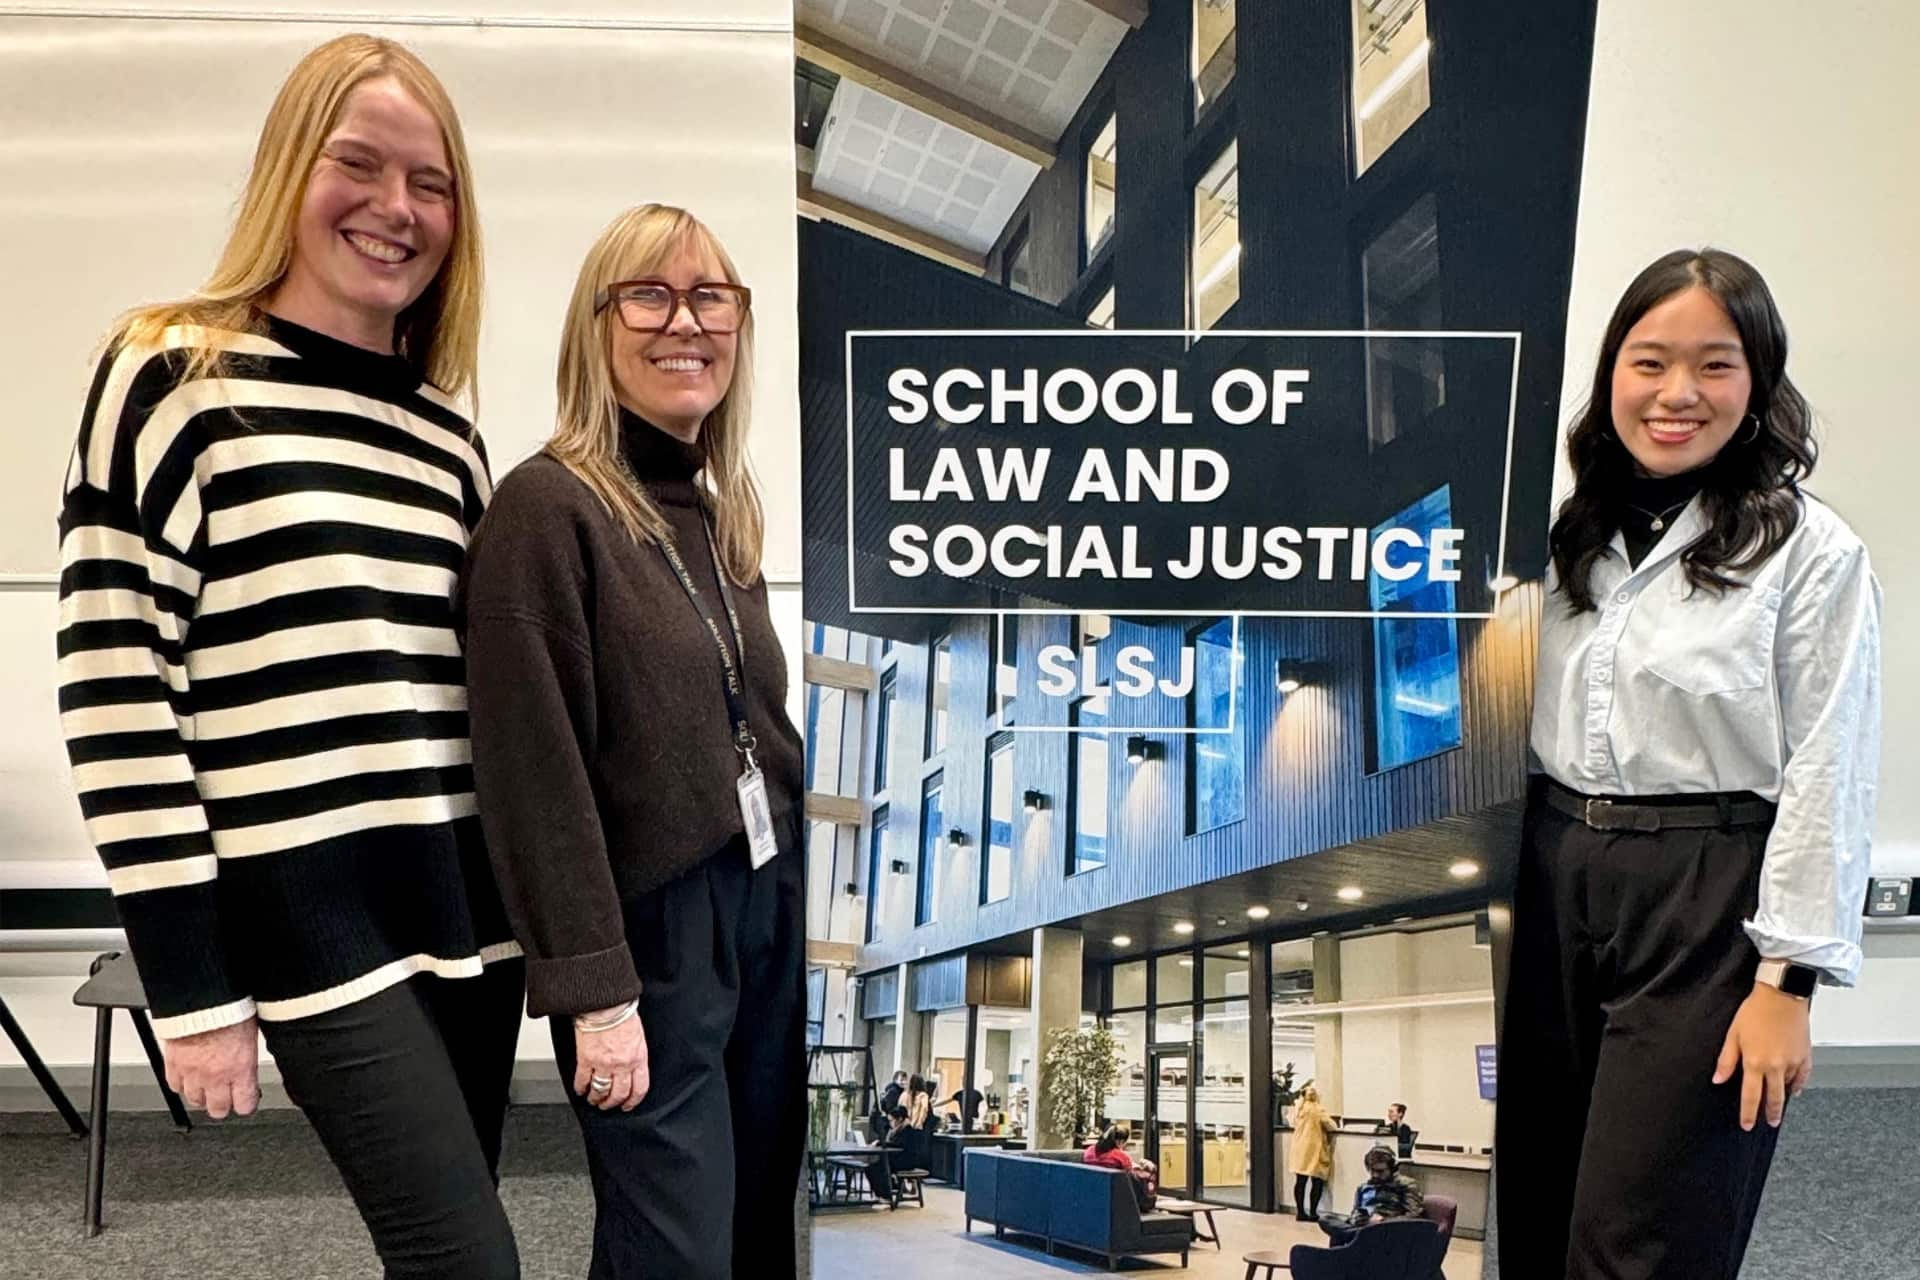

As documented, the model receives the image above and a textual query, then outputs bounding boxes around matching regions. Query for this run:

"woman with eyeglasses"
[461,204,805,1279]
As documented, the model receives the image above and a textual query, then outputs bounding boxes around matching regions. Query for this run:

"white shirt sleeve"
[1743,540,1882,986]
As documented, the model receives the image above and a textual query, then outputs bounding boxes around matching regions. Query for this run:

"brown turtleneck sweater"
[458,411,803,1017]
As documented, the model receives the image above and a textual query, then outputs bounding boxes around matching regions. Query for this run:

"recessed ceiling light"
[1394,915,1413,923]
[1173,921,1195,934]
[1295,899,1311,912]
[1112,935,1132,947]
[1236,949,1250,958]
[1246,905,1270,920]
[1337,886,1364,902]
[1178,958,1194,967]
[1449,860,1481,879]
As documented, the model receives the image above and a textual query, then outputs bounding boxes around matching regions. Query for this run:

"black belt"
[1542,779,1775,832]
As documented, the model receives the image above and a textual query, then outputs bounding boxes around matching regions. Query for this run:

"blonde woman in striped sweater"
[57,35,521,1278]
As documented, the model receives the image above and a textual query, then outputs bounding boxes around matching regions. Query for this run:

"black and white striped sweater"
[57,316,517,1038]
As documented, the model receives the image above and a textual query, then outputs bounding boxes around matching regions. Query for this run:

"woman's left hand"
[1712,983,1813,1131]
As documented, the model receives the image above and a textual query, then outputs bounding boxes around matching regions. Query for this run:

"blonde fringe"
[547,205,765,586]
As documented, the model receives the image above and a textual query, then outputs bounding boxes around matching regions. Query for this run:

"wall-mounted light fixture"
[1484,552,1522,595]
[946,827,969,847]
[1125,734,1160,764]
[1274,659,1324,694]
[1022,789,1050,814]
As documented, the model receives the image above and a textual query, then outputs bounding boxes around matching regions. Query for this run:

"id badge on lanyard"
[660,515,781,870]
[737,752,780,869]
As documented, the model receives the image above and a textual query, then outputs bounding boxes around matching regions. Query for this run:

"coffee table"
[1155,1196,1221,1247]
[1242,1249,1291,1278]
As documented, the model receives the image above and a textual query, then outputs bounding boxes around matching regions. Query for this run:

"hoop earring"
[1736,413,1761,445]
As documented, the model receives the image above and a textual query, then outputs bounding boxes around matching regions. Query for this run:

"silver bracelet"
[573,1000,639,1033]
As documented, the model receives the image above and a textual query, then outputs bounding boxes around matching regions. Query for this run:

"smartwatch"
[1754,958,1820,999]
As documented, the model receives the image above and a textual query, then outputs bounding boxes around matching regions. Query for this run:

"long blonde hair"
[548,204,765,585]
[113,34,483,403]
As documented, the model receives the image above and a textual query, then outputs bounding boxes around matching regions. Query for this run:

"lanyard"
[655,514,758,769]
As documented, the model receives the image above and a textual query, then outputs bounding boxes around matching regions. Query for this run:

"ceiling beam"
[804,790,865,827]
[797,173,987,277]
[796,22,1057,168]
[804,652,878,693]
[1078,0,1150,28]
[806,939,862,970]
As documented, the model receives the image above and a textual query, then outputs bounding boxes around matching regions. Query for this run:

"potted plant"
[1041,1024,1120,1147]
[807,1081,865,1150]
[1271,1061,1298,1126]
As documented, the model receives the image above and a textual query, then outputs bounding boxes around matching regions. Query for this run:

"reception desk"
[929,1133,1010,1187]
[1273,1126,1490,1240]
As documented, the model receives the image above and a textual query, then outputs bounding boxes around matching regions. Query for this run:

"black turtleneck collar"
[1618,466,1706,568]
[619,407,705,507]
[262,313,423,398]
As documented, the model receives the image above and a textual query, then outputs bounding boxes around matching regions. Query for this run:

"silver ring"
[588,1074,613,1093]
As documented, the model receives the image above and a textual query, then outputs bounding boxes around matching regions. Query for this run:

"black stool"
[890,1166,928,1209]
[72,951,192,1236]
[0,995,89,1136]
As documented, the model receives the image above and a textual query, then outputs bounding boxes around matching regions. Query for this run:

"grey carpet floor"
[2,1091,1913,1279]
[1480,1086,1920,1280]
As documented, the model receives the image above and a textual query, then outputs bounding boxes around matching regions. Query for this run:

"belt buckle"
[1584,798,1621,831]
[1584,797,1657,832]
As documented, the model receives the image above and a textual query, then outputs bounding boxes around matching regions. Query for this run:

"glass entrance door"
[1146,1045,1194,1197]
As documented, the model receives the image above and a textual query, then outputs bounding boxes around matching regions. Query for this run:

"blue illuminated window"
[916,775,944,926]
[1188,618,1244,833]
[1069,696,1110,874]
[866,805,889,944]
[1369,485,1463,771]
[982,735,1014,904]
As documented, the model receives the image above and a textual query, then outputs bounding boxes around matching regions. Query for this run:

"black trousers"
[1496,785,1782,1279]
[260,959,526,1280]
[551,835,807,1280]
[1293,1173,1326,1218]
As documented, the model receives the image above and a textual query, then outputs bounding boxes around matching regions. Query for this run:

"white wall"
[0,1,805,1089]
[1563,0,1920,1051]
[1336,928,1496,1149]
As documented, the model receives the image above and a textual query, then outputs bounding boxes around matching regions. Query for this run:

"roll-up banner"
[796,2,1593,1218]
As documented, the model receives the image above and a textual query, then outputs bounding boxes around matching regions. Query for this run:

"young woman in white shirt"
[1497,248,1880,1280]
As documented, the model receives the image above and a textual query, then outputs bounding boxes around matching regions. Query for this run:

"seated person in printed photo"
[1084,1124,1159,1210]
[1319,1147,1424,1246]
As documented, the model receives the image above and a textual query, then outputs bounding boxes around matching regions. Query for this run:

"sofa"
[963,1148,1193,1270]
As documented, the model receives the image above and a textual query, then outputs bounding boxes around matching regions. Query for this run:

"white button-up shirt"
[1531,493,1881,985]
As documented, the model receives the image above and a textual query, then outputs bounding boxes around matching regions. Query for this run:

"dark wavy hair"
[1550,248,1815,611]
[1094,1125,1131,1155]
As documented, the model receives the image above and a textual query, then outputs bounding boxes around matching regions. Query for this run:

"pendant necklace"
[1628,498,1690,532]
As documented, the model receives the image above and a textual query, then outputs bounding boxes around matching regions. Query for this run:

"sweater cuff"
[151,996,258,1041]
[525,941,643,1018]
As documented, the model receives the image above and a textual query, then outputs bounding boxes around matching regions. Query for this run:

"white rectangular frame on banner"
[842,327,1524,621]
